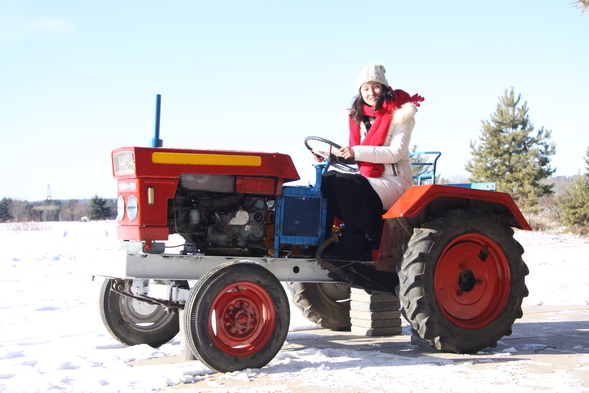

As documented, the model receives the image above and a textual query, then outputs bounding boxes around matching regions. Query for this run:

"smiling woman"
[317,63,424,261]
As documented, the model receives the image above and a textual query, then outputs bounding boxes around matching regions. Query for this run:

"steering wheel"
[304,136,359,174]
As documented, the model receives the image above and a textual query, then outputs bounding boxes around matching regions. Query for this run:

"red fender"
[383,185,532,231]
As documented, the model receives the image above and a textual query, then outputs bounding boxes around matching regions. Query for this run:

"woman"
[320,63,424,260]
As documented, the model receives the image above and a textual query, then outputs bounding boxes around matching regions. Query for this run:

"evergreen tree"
[0,198,13,222]
[465,88,556,213]
[87,195,115,220]
[103,198,116,219]
[558,148,589,235]
[42,208,59,222]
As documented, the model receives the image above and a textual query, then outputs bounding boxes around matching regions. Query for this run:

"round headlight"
[117,195,125,221]
[127,195,138,221]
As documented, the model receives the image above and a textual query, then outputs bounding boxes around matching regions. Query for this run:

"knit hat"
[356,63,389,91]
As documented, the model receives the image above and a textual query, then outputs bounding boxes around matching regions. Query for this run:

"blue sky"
[1,0,587,201]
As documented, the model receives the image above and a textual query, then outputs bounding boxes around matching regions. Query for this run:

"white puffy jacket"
[351,102,417,210]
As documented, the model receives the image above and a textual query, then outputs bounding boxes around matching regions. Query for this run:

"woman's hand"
[312,151,325,162]
[339,147,355,160]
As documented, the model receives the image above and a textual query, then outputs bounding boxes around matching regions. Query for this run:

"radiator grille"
[281,197,321,237]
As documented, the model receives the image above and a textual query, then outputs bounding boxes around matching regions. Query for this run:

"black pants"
[321,171,384,240]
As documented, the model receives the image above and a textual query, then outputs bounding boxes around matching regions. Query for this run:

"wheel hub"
[209,282,276,356]
[457,269,477,293]
[434,234,511,329]
[130,298,159,317]
[223,301,257,337]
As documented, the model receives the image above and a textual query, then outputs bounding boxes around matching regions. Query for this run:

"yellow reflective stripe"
[152,152,262,167]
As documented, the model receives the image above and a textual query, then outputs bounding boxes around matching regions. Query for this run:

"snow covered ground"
[0,221,588,392]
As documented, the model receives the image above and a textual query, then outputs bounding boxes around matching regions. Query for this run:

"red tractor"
[98,136,530,373]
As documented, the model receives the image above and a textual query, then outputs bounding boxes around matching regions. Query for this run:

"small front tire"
[183,262,290,373]
[99,279,180,348]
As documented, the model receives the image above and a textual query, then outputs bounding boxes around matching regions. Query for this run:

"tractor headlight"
[113,151,136,176]
[117,195,125,221]
[127,195,138,221]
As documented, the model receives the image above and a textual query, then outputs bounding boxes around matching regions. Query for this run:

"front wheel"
[99,279,181,348]
[183,262,290,372]
[397,208,529,353]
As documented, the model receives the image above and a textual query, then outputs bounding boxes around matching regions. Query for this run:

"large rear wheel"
[183,262,290,372]
[286,282,351,331]
[397,208,529,353]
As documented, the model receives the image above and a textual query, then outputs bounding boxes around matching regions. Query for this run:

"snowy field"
[0,221,588,392]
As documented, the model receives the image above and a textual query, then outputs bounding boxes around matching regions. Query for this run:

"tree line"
[0,195,116,222]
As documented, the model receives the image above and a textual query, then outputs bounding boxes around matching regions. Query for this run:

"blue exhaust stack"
[149,94,163,147]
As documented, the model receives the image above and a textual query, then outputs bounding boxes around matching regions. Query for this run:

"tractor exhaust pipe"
[150,94,163,147]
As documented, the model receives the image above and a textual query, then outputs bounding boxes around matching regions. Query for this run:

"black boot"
[323,231,369,261]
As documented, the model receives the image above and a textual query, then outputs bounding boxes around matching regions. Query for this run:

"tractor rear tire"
[286,282,351,331]
[397,208,529,353]
[99,278,180,348]
[183,262,290,373]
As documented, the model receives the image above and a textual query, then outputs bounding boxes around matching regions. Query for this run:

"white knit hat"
[356,63,389,91]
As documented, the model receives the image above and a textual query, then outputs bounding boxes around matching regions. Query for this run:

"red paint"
[384,185,531,231]
[208,281,276,356]
[112,147,300,241]
[434,233,511,329]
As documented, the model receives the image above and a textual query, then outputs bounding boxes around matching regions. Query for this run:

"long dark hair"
[349,85,395,125]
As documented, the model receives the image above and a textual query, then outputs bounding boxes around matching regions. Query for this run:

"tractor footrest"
[322,257,376,265]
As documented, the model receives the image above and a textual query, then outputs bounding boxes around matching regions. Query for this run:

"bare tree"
[58,200,88,221]
[9,200,37,222]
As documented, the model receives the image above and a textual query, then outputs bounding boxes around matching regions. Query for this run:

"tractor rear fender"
[383,184,532,231]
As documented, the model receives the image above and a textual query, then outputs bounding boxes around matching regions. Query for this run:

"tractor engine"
[168,186,271,256]
[112,147,299,257]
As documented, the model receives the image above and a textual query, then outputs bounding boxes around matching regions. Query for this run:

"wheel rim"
[434,233,511,329]
[208,281,276,357]
[318,283,350,303]
[119,295,172,331]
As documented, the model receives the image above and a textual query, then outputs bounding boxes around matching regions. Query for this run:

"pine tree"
[465,88,556,213]
[558,148,589,235]
[87,195,115,220]
[0,198,13,222]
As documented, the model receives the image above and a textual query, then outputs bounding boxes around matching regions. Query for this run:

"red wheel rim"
[434,234,511,329]
[208,281,276,357]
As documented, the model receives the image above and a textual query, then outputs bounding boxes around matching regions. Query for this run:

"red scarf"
[349,88,424,177]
